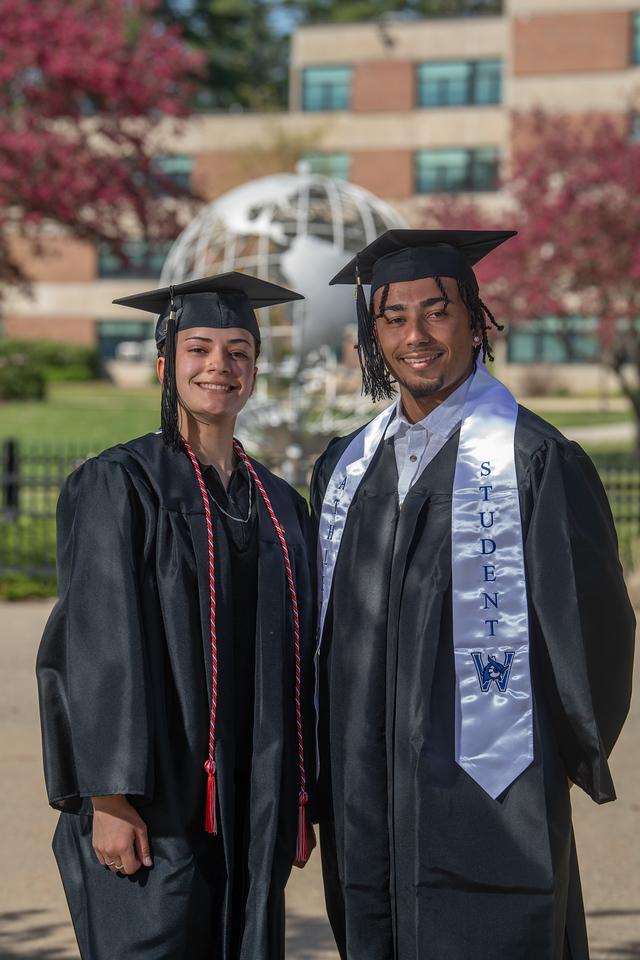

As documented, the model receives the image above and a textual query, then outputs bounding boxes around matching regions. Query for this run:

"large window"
[415,147,500,193]
[302,151,350,180]
[507,317,600,364]
[98,240,172,279]
[417,59,502,107]
[302,66,352,111]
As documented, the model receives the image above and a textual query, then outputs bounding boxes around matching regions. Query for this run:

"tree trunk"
[605,349,640,461]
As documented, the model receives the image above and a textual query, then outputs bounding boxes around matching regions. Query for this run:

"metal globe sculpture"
[160,173,406,362]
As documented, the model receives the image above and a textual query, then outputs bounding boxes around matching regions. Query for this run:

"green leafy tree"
[284,0,501,23]
[160,0,502,111]
[0,0,202,292]
[158,0,289,110]
[419,110,640,451]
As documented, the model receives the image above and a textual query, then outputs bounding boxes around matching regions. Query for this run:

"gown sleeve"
[36,457,154,814]
[525,438,635,803]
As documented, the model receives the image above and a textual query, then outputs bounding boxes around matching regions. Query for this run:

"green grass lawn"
[1,382,639,597]
[0,381,161,450]
[0,380,637,456]
[583,442,635,462]
[529,408,633,429]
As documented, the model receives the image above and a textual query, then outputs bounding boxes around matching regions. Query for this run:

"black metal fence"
[1,439,640,584]
[0,440,91,580]
[596,462,640,566]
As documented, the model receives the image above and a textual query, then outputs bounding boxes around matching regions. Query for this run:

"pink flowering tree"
[0,0,203,289]
[419,110,640,448]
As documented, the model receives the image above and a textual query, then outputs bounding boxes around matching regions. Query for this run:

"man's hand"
[91,795,152,876]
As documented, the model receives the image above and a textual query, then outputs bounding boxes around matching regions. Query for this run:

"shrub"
[0,340,100,383]
[0,352,47,400]
[0,573,56,600]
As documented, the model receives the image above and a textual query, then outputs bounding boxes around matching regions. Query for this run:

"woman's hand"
[91,795,153,876]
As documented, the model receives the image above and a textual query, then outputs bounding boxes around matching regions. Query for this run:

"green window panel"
[302,66,352,111]
[150,155,193,192]
[418,61,470,106]
[507,317,601,364]
[415,147,500,193]
[302,151,351,180]
[474,59,502,105]
[98,240,173,279]
[97,320,155,361]
[417,59,501,107]
[633,11,640,64]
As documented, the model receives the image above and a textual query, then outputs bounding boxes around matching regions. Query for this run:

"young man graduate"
[37,273,315,960]
[310,230,635,960]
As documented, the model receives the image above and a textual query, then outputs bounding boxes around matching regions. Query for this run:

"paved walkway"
[1,600,637,959]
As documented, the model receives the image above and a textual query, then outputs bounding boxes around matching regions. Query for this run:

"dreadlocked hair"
[456,279,503,364]
[159,306,182,450]
[357,280,396,403]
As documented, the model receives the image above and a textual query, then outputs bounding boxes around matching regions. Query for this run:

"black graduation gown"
[205,460,259,957]
[310,406,635,960]
[36,432,315,960]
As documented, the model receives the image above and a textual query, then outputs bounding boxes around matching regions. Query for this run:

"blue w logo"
[471,651,515,693]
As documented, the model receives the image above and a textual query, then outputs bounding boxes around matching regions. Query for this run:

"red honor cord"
[183,439,309,865]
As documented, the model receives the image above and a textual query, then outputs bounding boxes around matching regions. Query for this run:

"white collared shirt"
[386,374,473,506]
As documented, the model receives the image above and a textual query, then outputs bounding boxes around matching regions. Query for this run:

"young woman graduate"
[311,230,635,960]
[37,273,315,960]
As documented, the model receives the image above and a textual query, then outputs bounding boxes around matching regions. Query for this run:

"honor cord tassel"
[204,759,217,834]
[296,790,309,865]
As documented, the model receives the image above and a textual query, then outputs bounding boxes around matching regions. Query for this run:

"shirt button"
[409,454,418,462]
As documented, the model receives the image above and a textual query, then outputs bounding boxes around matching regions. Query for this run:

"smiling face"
[372,276,480,418]
[157,326,258,426]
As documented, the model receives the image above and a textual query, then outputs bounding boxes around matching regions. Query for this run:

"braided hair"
[358,276,504,402]
[356,278,394,403]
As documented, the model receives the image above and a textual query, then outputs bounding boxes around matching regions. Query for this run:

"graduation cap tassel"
[232,440,311,867]
[355,277,375,398]
[160,287,181,450]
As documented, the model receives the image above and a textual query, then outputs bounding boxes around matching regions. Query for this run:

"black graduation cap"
[113,271,304,347]
[330,229,516,294]
[113,272,303,449]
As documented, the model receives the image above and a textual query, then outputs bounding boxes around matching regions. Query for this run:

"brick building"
[5,0,640,387]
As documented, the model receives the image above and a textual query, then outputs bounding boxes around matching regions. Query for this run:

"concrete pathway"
[0,601,337,960]
[1,600,637,959]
